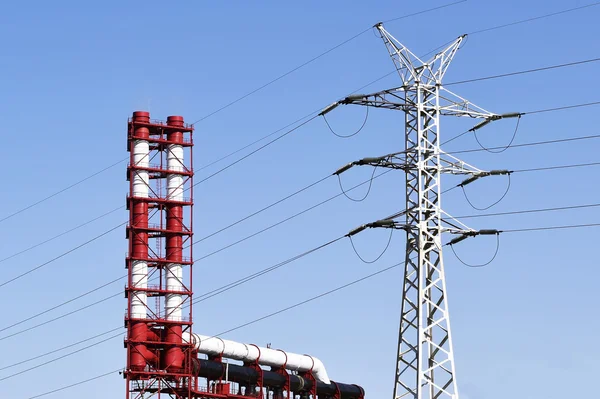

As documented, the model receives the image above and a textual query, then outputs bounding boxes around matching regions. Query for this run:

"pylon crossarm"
[442,224,502,246]
[425,35,466,83]
[374,23,423,84]
[440,211,476,232]
[439,152,485,175]
[319,87,410,116]
[342,88,410,110]
[376,23,466,85]
[438,87,496,118]
[333,151,410,175]
[346,209,412,237]
[457,169,512,187]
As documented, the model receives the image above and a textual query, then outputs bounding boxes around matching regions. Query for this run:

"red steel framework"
[125,111,196,399]
[124,111,364,399]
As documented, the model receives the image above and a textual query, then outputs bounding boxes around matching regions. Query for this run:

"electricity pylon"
[321,23,518,399]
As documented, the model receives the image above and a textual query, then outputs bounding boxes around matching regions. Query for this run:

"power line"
[512,161,600,174]
[503,223,600,233]
[0,327,121,371]
[8,4,597,231]
[382,0,467,23]
[525,101,600,115]
[0,206,123,265]
[196,174,333,242]
[192,63,420,174]
[448,133,600,155]
[456,203,600,220]
[192,236,345,305]
[469,2,600,35]
[442,100,600,145]
[0,332,120,381]
[3,100,595,279]
[0,6,464,232]
[9,129,600,274]
[7,160,600,337]
[197,111,320,172]
[0,158,125,225]
[6,51,596,235]
[27,368,122,399]
[0,293,120,341]
[0,275,123,333]
[0,172,386,336]
[0,233,345,340]
[5,126,596,309]
[0,222,126,289]
[190,1,466,124]
[445,57,600,86]
[14,219,600,386]
[192,115,319,186]
[193,169,393,258]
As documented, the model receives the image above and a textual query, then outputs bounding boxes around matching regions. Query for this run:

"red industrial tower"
[124,111,364,399]
[125,111,196,398]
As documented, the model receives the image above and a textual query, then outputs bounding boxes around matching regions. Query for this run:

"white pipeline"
[165,143,184,321]
[184,333,331,384]
[131,139,149,319]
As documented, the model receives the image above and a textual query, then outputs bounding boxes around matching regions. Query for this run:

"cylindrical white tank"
[165,142,184,321]
[131,138,149,319]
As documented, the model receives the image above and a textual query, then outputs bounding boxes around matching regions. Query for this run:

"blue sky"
[0,1,599,398]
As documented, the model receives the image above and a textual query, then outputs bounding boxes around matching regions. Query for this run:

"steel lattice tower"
[324,24,513,399]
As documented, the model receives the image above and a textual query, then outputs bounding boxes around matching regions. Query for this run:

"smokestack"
[128,111,156,370]
[163,115,186,371]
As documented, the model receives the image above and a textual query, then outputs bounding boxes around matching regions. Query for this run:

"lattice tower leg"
[394,84,458,399]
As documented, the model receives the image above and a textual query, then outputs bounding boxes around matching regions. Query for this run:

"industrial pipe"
[129,111,156,370]
[193,359,364,399]
[164,115,186,371]
[185,333,331,384]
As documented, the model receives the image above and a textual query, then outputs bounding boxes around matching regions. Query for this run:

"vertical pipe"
[164,115,185,371]
[130,111,151,371]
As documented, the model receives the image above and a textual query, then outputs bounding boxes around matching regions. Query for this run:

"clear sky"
[0,1,598,398]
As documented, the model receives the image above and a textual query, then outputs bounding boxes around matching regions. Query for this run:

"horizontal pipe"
[194,359,364,399]
[186,333,331,384]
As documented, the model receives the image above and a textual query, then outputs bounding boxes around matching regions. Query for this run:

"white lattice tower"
[330,23,502,399]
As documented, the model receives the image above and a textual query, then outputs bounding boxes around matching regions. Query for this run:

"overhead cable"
[15,219,600,387]
[9,6,599,225]
[7,161,600,337]
[0,158,125,225]
[0,206,123,265]
[190,1,466,124]
[0,222,126,289]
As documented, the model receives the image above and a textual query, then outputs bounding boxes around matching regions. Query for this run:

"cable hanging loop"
[336,166,378,202]
[458,170,512,211]
[321,105,369,138]
[474,114,522,153]
[348,228,394,264]
[448,232,501,268]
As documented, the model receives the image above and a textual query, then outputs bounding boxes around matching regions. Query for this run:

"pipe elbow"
[309,356,331,384]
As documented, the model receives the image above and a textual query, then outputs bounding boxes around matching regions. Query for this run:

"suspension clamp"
[470,112,524,132]
[459,169,512,187]
[447,229,501,246]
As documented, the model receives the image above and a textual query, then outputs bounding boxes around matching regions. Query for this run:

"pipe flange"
[303,354,315,373]
[352,384,365,398]
[332,381,342,399]
[276,349,288,368]
[216,337,226,357]
[249,344,261,362]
